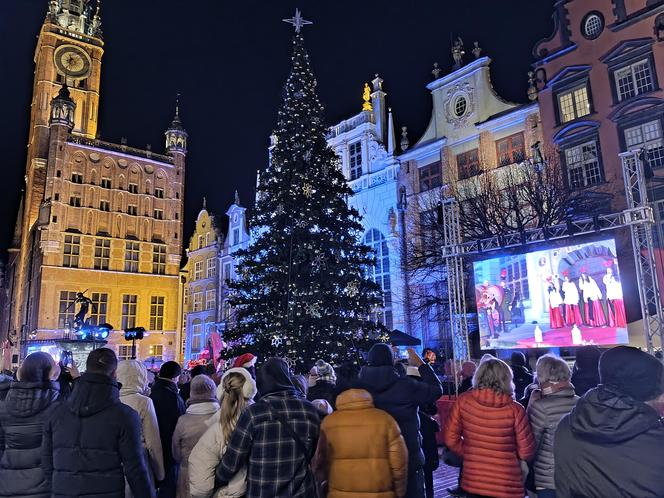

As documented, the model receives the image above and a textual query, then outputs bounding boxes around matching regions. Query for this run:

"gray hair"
[536,354,571,384]
[473,357,515,396]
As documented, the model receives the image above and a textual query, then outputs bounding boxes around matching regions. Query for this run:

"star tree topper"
[282,8,313,33]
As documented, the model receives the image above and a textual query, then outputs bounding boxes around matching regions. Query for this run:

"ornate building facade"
[398,55,542,349]
[181,195,249,363]
[2,1,186,365]
[533,0,664,212]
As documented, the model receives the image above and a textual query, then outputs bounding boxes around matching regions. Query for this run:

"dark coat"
[527,386,578,490]
[307,380,337,408]
[43,373,155,498]
[178,381,191,403]
[510,364,533,401]
[358,364,442,471]
[149,378,185,469]
[555,385,664,498]
[0,382,9,402]
[570,367,600,397]
[419,412,439,472]
[0,381,60,498]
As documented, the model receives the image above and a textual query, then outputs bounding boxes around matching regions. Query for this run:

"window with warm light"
[557,85,591,123]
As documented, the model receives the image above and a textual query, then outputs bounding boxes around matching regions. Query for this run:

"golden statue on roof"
[362,83,373,111]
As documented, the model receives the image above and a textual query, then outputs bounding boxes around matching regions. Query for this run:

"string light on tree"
[220,9,385,370]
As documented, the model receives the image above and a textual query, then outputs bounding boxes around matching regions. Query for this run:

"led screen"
[473,239,628,350]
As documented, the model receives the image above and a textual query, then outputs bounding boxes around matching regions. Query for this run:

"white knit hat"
[217,367,257,402]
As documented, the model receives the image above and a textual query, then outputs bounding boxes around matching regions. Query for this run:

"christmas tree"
[223,13,385,370]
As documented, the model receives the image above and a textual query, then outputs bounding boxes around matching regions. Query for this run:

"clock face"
[54,44,91,79]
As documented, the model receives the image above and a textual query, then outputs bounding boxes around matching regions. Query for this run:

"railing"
[68,136,174,164]
[326,112,374,139]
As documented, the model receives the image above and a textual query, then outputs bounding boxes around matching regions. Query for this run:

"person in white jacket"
[117,359,165,497]
[188,367,257,498]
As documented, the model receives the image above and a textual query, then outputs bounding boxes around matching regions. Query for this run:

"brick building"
[1,0,186,366]
[533,0,664,211]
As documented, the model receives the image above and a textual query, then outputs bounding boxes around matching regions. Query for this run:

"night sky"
[0,0,555,256]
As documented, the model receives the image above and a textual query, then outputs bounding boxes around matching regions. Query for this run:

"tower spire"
[165,93,188,155]
[387,108,396,155]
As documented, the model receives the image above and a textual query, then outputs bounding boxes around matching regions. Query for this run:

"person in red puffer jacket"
[444,356,535,498]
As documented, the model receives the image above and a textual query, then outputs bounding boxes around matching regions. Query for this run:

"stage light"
[125,327,145,340]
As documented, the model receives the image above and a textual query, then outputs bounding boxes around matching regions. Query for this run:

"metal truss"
[620,151,663,353]
[440,200,470,362]
[439,151,664,354]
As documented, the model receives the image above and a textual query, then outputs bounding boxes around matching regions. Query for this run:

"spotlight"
[124,327,145,340]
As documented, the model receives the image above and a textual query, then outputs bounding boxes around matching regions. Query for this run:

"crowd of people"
[0,342,662,498]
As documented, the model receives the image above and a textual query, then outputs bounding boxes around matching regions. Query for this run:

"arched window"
[364,229,393,329]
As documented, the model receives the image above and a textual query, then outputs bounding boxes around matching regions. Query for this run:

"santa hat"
[232,353,257,369]
[217,367,258,402]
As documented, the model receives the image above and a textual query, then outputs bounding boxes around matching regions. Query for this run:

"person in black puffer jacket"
[570,345,601,396]
[42,348,154,498]
[555,346,664,498]
[0,352,60,498]
[359,344,442,498]
[510,351,533,400]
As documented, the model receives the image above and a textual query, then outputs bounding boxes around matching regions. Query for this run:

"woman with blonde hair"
[188,368,257,498]
[444,356,535,498]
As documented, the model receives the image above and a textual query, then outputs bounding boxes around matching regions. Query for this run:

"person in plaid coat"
[215,358,321,498]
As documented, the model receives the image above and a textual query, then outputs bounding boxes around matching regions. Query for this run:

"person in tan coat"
[172,375,220,498]
[313,388,408,498]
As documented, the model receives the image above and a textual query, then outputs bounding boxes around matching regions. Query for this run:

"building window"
[456,149,480,180]
[193,292,203,312]
[564,140,603,189]
[557,85,591,124]
[127,205,138,216]
[194,260,203,280]
[150,296,165,331]
[223,262,232,283]
[349,141,362,180]
[94,238,110,270]
[89,293,108,326]
[121,294,137,330]
[206,290,216,310]
[453,95,468,117]
[58,290,77,328]
[205,232,210,246]
[155,187,164,199]
[232,228,240,246]
[614,59,655,102]
[364,229,393,329]
[153,209,163,220]
[128,183,139,194]
[99,200,110,212]
[198,235,203,249]
[125,241,140,272]
[101,178,112,189]
[207,258,217,278]
[184,286,189,306]
[496,132,526,166]
[418,161,442,192]
[71,173,83,184]
[118,345,133,360]
[191,321,202,352]
[581,12,604,40]
[69,196,82,207]
[54,193,60,202]
[149,344,163,361]
[153,245,166,275]
[222,300,231,321]
[63,235,80,268]
[624,120,664,170]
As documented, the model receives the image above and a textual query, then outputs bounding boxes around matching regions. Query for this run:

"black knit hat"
[599,346,664,402]
[367,343,394,367]
[159,361,182,379]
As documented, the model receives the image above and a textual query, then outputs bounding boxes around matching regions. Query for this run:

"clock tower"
[12,0,104,336]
